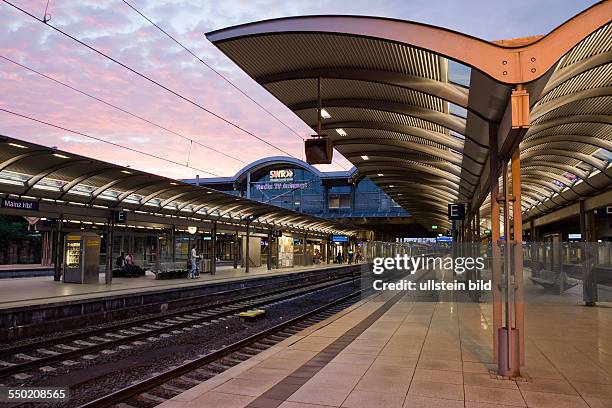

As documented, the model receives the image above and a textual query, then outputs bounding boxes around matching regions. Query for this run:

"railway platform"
[0,263,356,310]
[157,288,612,408]
[0,263,364,341]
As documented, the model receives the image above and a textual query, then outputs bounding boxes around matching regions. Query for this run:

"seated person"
[116,252,126,269]
[124,252,144,277]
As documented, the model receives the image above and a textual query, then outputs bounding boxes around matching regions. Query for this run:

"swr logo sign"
[270,169,294,180]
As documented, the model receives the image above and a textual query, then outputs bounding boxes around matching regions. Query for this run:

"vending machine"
[63,232,101,284]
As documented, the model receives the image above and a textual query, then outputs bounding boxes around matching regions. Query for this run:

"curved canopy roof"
[0,135,359,236]
[480,19,612,223]
[206,3,611,229]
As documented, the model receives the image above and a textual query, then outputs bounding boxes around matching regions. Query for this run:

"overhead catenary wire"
[0,107,222,177]
[1,0,298,159]
[0,55,248,165]
[122,0,349,170]
[120,0,305,143]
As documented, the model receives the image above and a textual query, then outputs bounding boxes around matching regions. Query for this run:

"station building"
[182,157,428,240]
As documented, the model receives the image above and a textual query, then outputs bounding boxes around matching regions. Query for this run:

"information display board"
[277,235,294,267]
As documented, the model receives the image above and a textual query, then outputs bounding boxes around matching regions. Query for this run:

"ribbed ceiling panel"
[218,33,442,80]
[295,107,450,135]
[539,64,612,104]
[336,128,450,151]
[558,22,612,69]
[265,78,445,112]
[533,96,612,123]
[526,122,612,141]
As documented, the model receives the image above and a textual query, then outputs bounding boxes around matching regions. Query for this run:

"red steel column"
[511,148,525,366]
[489,124,503,363]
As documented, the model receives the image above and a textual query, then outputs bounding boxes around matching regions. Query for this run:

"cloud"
[0,0,598,180]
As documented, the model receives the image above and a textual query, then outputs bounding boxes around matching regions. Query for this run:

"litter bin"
[199,258,211,274]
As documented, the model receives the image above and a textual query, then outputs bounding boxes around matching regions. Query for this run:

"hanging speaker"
[305,135,333,164]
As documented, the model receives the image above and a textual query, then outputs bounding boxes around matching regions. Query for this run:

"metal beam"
[207,3,612,84]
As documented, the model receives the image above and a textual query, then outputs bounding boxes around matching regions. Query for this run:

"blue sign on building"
[183,157,410,222]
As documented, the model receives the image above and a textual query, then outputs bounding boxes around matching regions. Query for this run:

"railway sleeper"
[229,352,252,361]
[220,356,244,366]
[178,375,201,385]
[191,368,217,379]
[113,402,138,408]
[138,392,167,404]
[242,346,262,355]
[171,377,200,389]
[268,334,286,342]
[206,362,230,373]
[161,383,188,394]
[258,338,279,346]
[249,342,268,351]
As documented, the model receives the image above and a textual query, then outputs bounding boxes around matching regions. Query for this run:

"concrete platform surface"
[0,263,357,310]
[157,292,612,408]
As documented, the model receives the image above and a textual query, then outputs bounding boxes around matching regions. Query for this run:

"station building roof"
[205,2,611,229]
[0,135,360,236]
[183,156,360,188]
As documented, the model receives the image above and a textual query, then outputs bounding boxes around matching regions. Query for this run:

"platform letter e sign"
[448,203,465,221]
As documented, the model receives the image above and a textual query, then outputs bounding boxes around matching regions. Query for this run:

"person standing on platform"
[348,248,354,264]
[336,250,343,264]
[355,248,362,263]
[190,244,199,278]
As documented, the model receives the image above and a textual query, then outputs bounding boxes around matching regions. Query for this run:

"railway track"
[0,272,359,381]
[79,291,362,408]
[77,268,429,408]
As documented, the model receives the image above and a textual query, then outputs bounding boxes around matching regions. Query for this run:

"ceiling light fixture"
[320,109,331,119]
[336,128,347,136]
[8,142,27,149]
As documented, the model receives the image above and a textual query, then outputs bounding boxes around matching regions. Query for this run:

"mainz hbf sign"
[1,198,39,211]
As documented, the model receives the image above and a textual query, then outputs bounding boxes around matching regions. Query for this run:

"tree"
[0,215,29,249]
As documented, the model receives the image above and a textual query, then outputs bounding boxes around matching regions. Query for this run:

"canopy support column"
[245,222,251,273]
[105,215,115,285]
[267,230,272,271]
[489,124,503,368]
[580,200,597,306]
[53,214,64,282]
[233,231,239,269]
[495,86,530,377]
[303,233,307,266]
[511,147,525,366]
[211,221,217,275]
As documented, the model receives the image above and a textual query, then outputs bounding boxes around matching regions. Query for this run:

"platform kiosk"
[63,232,101,284]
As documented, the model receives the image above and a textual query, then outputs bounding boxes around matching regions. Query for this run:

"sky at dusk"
[0,0,598,180]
